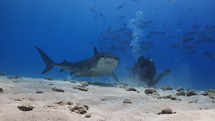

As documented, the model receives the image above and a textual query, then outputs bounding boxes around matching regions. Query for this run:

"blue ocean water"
[0,0,215,90]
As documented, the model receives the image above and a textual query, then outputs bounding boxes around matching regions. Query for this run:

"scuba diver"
[131,56,171,87]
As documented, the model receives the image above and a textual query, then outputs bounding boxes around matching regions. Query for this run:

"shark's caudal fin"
[35,46,55,74]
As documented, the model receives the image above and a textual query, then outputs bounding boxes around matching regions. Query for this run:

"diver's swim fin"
[148,69,171,87]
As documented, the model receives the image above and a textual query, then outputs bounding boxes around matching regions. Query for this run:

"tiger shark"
[36,46,119,81]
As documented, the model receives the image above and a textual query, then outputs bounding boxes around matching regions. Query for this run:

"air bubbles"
[128,11,144,56]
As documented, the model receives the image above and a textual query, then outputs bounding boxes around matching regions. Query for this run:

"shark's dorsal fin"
[94,47,99,55]
[61,60,69,64]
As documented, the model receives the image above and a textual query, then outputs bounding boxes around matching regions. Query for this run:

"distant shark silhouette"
[36,46,119,81]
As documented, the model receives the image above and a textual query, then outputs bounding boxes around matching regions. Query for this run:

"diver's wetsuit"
[132,56,171,87]
[132,56,156,86]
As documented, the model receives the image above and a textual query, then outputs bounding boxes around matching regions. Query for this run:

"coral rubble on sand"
[0,77,215,121]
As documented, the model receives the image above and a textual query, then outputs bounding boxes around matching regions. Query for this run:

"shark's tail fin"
[35,46,55,74]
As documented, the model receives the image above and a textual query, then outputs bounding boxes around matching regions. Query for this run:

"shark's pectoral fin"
[111,72,119,82]
[94,47,99,55]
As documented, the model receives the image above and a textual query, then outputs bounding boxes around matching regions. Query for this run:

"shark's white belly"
[87,57,118,76]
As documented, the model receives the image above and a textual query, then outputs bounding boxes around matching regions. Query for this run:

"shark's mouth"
[102,57,118,64]
[99,57,118,66]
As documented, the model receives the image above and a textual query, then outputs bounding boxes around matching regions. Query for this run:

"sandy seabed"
[0,76,215,121]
